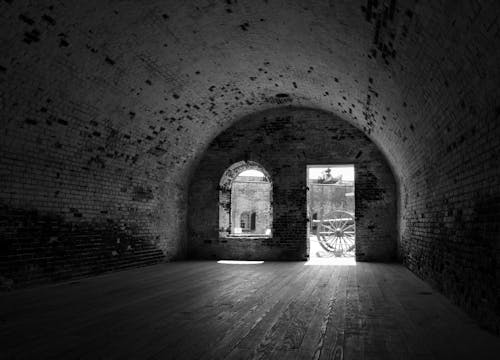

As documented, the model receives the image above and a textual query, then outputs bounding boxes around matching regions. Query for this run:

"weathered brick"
[0,0,499,334]
[188,108,397,262]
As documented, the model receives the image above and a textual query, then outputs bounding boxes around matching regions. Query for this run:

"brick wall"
[398,114,500,333]
[0,0,192,288]
[188,107,397,261]
[0,123,182,287]
[384,2,500,334]
[0,81,189,287]
[1,0,499,334]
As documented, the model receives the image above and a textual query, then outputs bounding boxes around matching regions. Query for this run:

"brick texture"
[188,107,397,262]
[0,0,499,333]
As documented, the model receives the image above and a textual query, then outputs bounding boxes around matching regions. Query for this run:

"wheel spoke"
[323,224,336,232]
[328,223,339,232]
[316,212,356,255]
[335,218,345,230]
[324,222,336,229]
[339,237,345,252]
[334,219,344,227]
[342,239,349,253]
[327,237,333,252]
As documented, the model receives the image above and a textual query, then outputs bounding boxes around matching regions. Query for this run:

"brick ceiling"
[1,0,499,183]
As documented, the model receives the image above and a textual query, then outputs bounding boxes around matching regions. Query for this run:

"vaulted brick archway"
[188,107,397,262]
[1,0,499,334]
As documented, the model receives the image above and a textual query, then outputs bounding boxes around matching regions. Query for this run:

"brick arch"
[218,161,272,238]
[189,107,397,261]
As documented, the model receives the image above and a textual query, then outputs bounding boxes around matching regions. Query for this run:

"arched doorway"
[219,161,272,238]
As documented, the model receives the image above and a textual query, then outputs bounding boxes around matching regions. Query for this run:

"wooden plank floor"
[1,261,499,359]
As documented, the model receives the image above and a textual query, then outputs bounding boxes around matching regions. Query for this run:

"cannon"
[312,210,355,256]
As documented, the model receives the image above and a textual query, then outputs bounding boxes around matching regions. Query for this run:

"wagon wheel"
[316,211,355,256]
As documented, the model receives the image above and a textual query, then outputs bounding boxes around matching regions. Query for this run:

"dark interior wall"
[0,114,186,286]
[0,1,192,288]
[400,119,500,333]
[0,54,192,286]
[188,107,397,261]
[1,0,499,334]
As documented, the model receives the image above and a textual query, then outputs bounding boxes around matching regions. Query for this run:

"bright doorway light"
[217,260,264,265]
[307,164,356,263]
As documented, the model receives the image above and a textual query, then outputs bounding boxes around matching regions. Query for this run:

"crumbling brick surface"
[1,0,499,333]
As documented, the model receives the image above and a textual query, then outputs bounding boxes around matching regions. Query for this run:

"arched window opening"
[219,161,272,238]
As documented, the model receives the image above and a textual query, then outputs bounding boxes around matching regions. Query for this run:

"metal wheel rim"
[317,212,355,256]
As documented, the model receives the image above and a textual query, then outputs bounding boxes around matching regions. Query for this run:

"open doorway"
[307,165,355,262]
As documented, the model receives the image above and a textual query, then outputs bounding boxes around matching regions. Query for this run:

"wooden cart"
[312,210,355,256]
